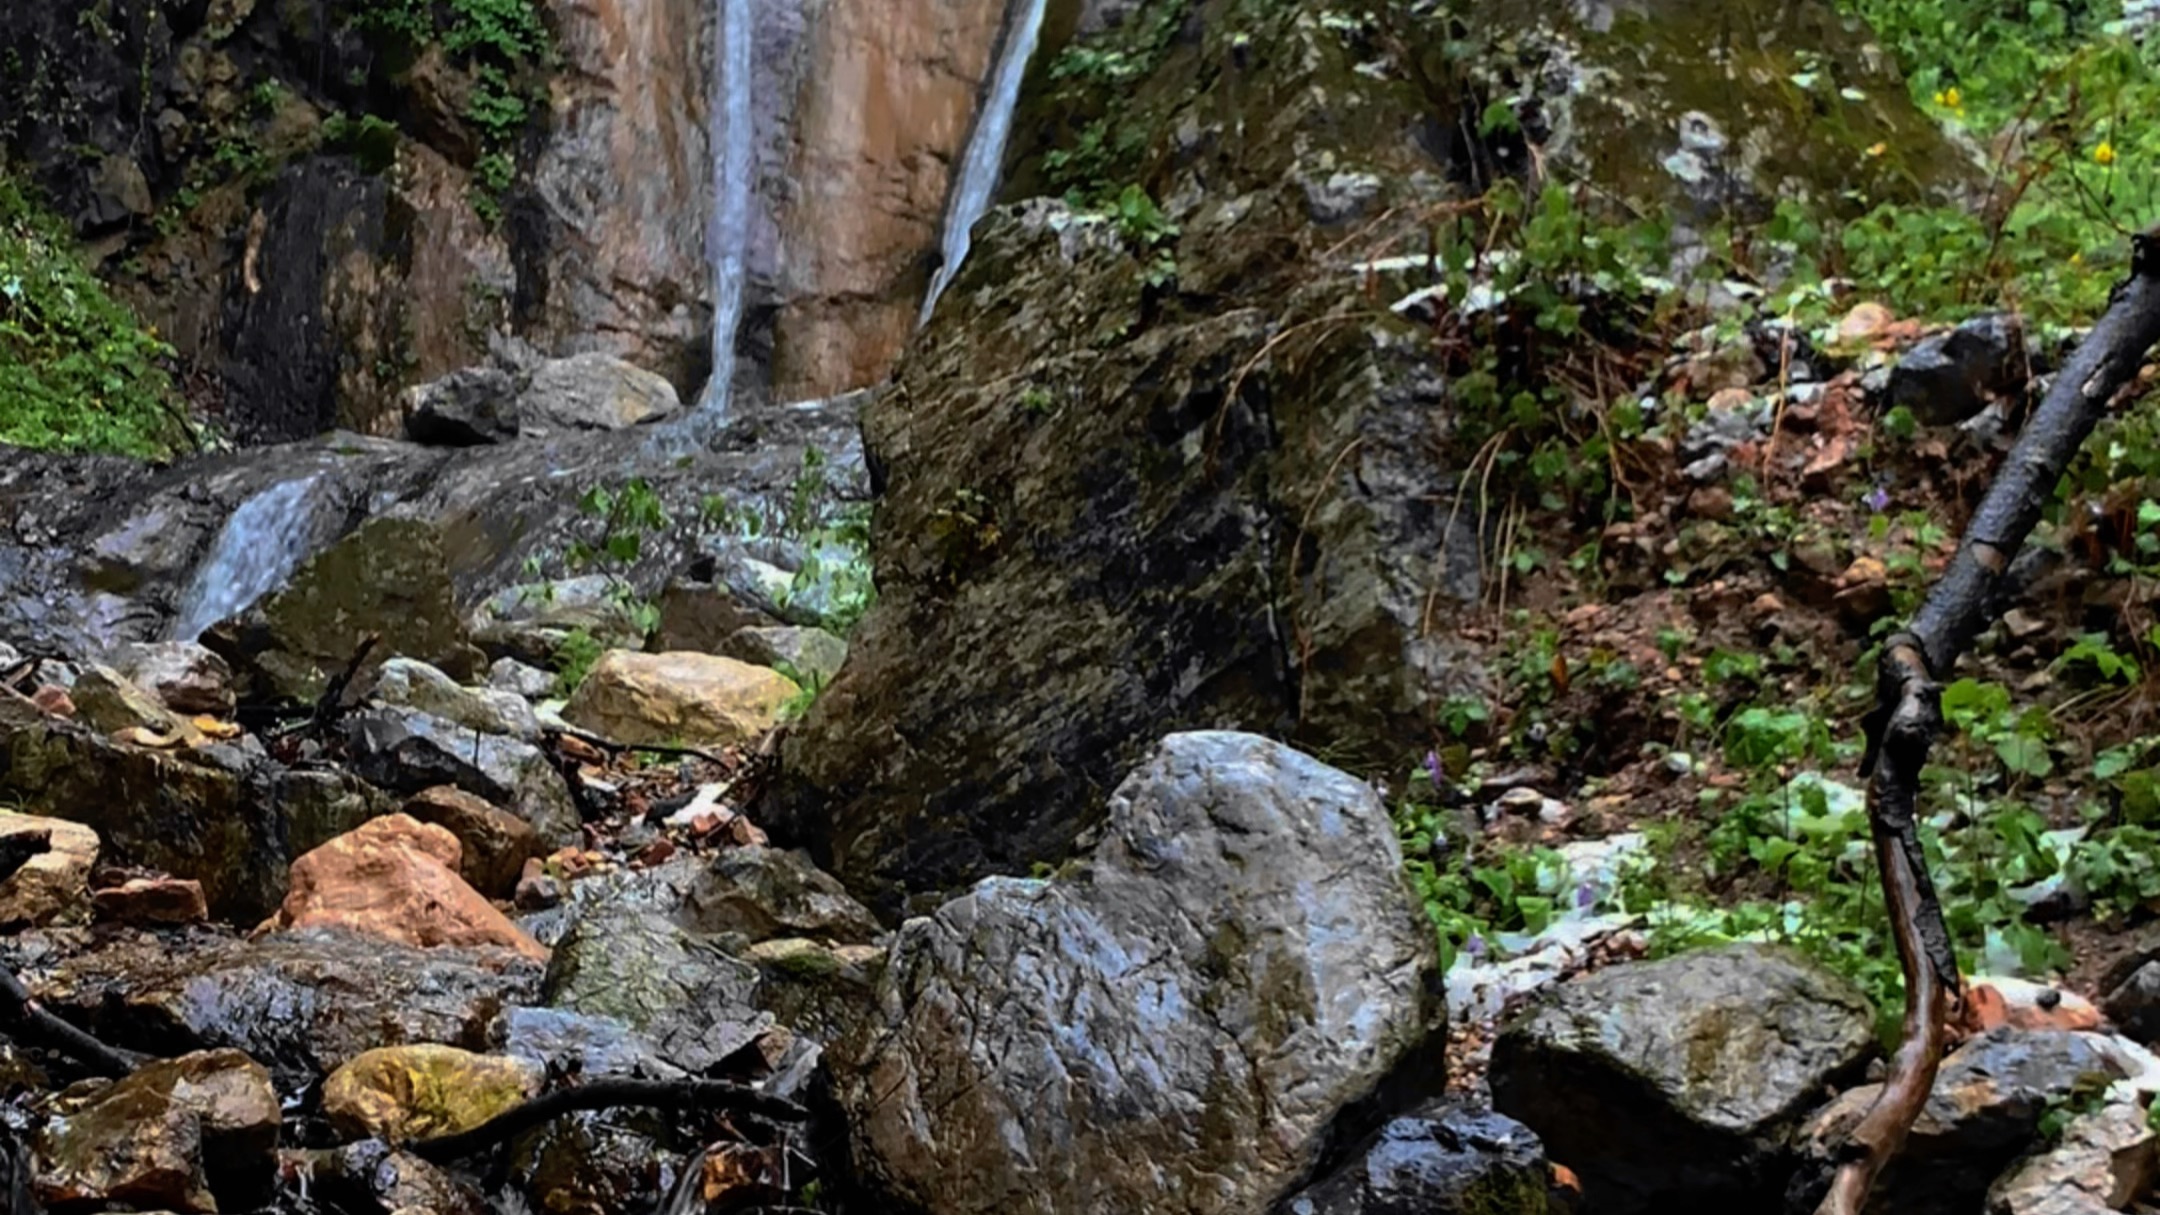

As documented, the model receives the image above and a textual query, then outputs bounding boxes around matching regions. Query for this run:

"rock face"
[34,1049,278,1214]
[1276,1100,1551,1215]
[1792,1029,2125,1215]
[204,516,470,705]
[766,0,1977,917]
[838,732,1441,1215]
[771,0,1011,399]
[523,0,711,394]
[563,650,798,748]
[1489,944,1875,1213]
[260,814,549,963]
[321,1044,544,1144]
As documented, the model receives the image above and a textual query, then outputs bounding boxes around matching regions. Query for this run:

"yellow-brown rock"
[321,1044,543,1144]
[258,814,547,963]
[563,650,797,748]
[0,812,99,928]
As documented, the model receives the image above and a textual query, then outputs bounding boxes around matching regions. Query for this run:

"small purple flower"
[1865,484,1891,512]
[1464,933,1488,958]
[1573,882,1598,911]
[1423,749,1446,787]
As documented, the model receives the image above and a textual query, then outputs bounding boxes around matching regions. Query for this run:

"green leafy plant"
[0,176,189,457]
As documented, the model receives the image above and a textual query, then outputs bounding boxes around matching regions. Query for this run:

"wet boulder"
[1886,313,2029,426]
[543,905,769,1075]
[302,1138,489,1215]
[68,663,183,736]
[1489,944,1874,1214]
[344,705,581,847]
[258,814,549,963]
[517,352,683,434]
[745,937,886,1049]
[1276,1100,1551,1215]
[1791,1029,2125,1215]
[101,641,235,717]
[400,785,544,900]
[321,1044,544,1144]
[203,516,471,706]
[371,657,541,741]
[402,365,521,446]
[682,846,882,945]
[34,1049,277,1214]
[38,928,545,1089]
[838,732,1441,1215]
[562,650,798,749]
[91,876,209,926]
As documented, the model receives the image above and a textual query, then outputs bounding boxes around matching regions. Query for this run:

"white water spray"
[920,0,1051,324]
[169,475,334,641]
[699,0,757,420]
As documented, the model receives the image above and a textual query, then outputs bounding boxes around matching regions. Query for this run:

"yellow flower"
[1933,86,1964,111]
[1866,141,1888,157]
[2094,141,2118,166]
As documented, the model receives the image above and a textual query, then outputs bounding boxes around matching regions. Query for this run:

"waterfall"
[699,0,757,421]
[169,475,334,641]
[920,0,1051,324]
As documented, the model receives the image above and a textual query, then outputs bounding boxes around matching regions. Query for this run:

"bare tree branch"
[1800,225,2160,1214]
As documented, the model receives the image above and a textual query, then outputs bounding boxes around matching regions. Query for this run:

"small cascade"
[698,0,758,422]
[920,0,1051,324]
[169,475,335,641]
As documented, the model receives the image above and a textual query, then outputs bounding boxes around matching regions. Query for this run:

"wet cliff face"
[763,0,1978,917]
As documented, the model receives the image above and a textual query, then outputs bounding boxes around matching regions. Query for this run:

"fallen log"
[1798,224,2160,1214]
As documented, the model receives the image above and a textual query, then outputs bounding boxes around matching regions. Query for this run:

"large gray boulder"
[542,906,770,1076]
[838,732,1441,1215]
[517,353,682,434]
[1489,944,1875,1213]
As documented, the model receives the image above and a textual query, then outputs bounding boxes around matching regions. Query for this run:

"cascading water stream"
[698,0,758,423]
[169,475,335,642]
[920,0,1051,325]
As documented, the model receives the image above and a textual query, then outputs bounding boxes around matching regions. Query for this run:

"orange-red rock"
[258,814,546,963]
[400,786,543,900]
[92,877,209,926]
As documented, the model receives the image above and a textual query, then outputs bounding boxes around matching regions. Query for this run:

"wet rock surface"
[1793,1029,2126,1215]
[1276,1100,1551,1215]
[34,928,546,1088]
[344,705,581,847]
[320,1043,544,1144]
[839,732,1441,1215]
[34,1048,278,1213]
[542,904,769,1075]
[1489,944,1875,1213]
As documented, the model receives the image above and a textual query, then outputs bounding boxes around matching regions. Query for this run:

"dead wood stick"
[545,724,731,769]
[1806,225,2160,1215]
[406,1078,808,1163]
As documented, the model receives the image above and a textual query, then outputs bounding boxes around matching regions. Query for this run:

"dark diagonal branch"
[1807,226,2160,1215]
[407,1078,809,1163]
